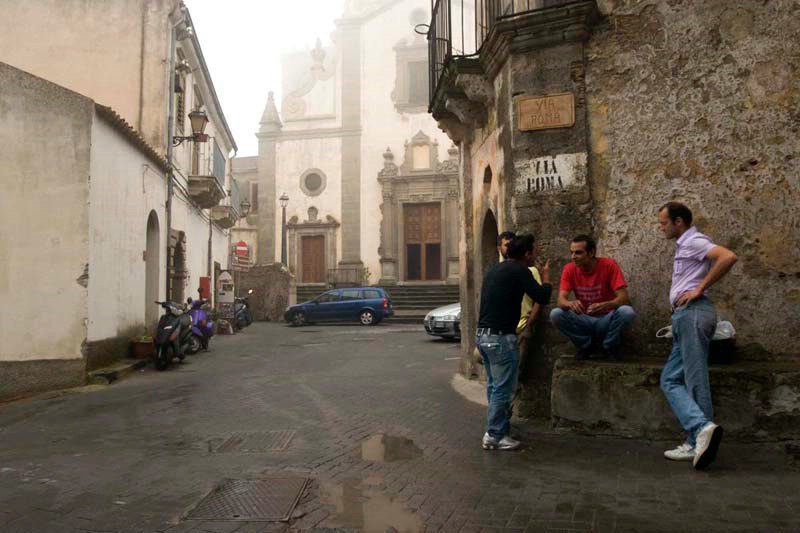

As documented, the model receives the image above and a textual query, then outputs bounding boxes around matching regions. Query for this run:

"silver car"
[424,303,461,340]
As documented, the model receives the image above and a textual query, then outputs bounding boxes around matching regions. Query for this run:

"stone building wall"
[432,0,798,421]
[237,264,295,322]
[586,0,800,358]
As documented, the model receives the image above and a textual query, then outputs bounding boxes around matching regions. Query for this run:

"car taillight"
[383,298,388,309]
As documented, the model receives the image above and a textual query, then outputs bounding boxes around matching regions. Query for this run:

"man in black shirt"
[477,234,551,450]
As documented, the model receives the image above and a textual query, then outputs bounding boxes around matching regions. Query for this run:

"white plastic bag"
[655,320,736,341]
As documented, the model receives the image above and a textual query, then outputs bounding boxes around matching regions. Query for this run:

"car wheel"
[360,310,376,326]
[292,311,307,327]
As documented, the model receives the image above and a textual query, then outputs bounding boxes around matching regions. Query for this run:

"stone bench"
[550,356,800,441]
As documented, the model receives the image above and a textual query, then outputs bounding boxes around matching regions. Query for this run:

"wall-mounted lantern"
[173,109,209,146]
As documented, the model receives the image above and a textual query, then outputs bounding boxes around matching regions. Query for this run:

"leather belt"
[476,327,509,336]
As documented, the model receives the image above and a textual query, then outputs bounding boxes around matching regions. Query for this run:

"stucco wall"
[360,0,454,282]
[586,0,800,356]
[87,115,167,344]
[169,191,230,300]
[0,0,177,150]
[0,63,92,363]
[273,137,344,265]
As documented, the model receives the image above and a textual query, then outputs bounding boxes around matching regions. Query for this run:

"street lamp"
[173,109,210,146]
[279,193,289,266]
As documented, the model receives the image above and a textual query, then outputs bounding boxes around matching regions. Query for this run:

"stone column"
[378,148,398,285]
[337,19,363,269]
[256,91,281,265]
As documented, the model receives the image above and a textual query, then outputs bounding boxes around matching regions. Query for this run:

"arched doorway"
[480,209,499,277]
[145,211,160,327]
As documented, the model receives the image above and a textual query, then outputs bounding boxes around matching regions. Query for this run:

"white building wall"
[273,137,343,265]
[169,189,230,299]
[87,115,167,342]
[359,1,453,282]
[0,63,93,362]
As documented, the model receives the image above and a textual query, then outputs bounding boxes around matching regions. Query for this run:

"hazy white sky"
[185,0,345,156]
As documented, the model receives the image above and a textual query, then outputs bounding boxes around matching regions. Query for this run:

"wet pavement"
[0,322,798,532]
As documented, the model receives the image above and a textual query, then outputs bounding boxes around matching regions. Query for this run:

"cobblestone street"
[0,323,798,532]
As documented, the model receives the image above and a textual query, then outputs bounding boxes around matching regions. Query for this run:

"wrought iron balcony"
[188,139,226,209]
[210,177,242,229]
[428,0,596,119]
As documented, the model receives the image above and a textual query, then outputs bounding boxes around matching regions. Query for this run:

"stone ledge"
[551,356,800,442]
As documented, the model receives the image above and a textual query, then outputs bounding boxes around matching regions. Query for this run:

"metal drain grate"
[215,430,296,453]
[187,477,309,521]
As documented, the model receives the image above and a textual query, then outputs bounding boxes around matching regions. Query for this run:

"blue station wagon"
[284,287,394,326]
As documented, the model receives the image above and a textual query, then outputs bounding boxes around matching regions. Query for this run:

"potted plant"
[130,334,155,359]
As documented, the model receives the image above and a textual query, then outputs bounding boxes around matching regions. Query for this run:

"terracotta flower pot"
[131,341,155,359]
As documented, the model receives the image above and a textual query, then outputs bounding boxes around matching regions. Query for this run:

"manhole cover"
[187,477,309,521]
[215,430,296,453]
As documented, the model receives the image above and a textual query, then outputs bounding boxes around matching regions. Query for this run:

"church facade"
[232,0,457,287]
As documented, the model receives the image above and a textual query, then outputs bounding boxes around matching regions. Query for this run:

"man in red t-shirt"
[549,234,636,360]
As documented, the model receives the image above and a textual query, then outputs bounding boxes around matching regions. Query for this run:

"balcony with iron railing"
[428,0,599,125]
[188,138,227,209]
[211,176,242,229]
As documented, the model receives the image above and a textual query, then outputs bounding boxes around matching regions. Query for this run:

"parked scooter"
[186,292,213,354]
[153,300,193,370]
[234,289,254,329]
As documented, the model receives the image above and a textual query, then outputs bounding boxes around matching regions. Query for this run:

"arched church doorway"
[145,211,160,327]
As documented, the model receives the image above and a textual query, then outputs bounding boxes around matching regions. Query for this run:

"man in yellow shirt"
[516,266,542,379]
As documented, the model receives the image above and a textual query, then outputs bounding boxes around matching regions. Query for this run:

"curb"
[87,359,150,385]
[451,373,487,407]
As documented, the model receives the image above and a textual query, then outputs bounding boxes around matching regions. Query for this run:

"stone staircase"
[294,284,460,324]
[384,284,460,324]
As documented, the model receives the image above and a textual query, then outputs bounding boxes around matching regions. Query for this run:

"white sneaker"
[481,432,521,451]
[693,423,723,470]
[664,442,695,461]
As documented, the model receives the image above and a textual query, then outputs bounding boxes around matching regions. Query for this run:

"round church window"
[299,169,327,197]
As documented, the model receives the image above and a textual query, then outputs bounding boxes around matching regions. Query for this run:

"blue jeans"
[476,333,518,440]
[549,305,636,350]
[660,297,716,446]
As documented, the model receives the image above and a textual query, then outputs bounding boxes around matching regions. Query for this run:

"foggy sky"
[185,0,345,157]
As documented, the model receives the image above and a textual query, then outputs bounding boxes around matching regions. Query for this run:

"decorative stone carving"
[400,131,440,173]
[438,144,460,174]
[445,96,487,129]
[377,133,460,285]
[286,212,340,285]
[379,147,399,177]
[455,73,495,106]
[282,39,337,121]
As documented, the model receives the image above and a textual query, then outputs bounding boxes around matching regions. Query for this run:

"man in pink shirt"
[658,202,737,470]
[550,235,636,360]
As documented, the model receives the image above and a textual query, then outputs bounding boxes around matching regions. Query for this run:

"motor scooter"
[234,289,254,329]
[186,294,213,354]
[153,300,193,370]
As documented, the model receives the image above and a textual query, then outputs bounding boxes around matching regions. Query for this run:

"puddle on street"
[320,478,422,532]
[361,434,422,462]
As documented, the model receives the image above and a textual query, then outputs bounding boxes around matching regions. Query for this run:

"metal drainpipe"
[226,149,237,297]
[165,23,177,302]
